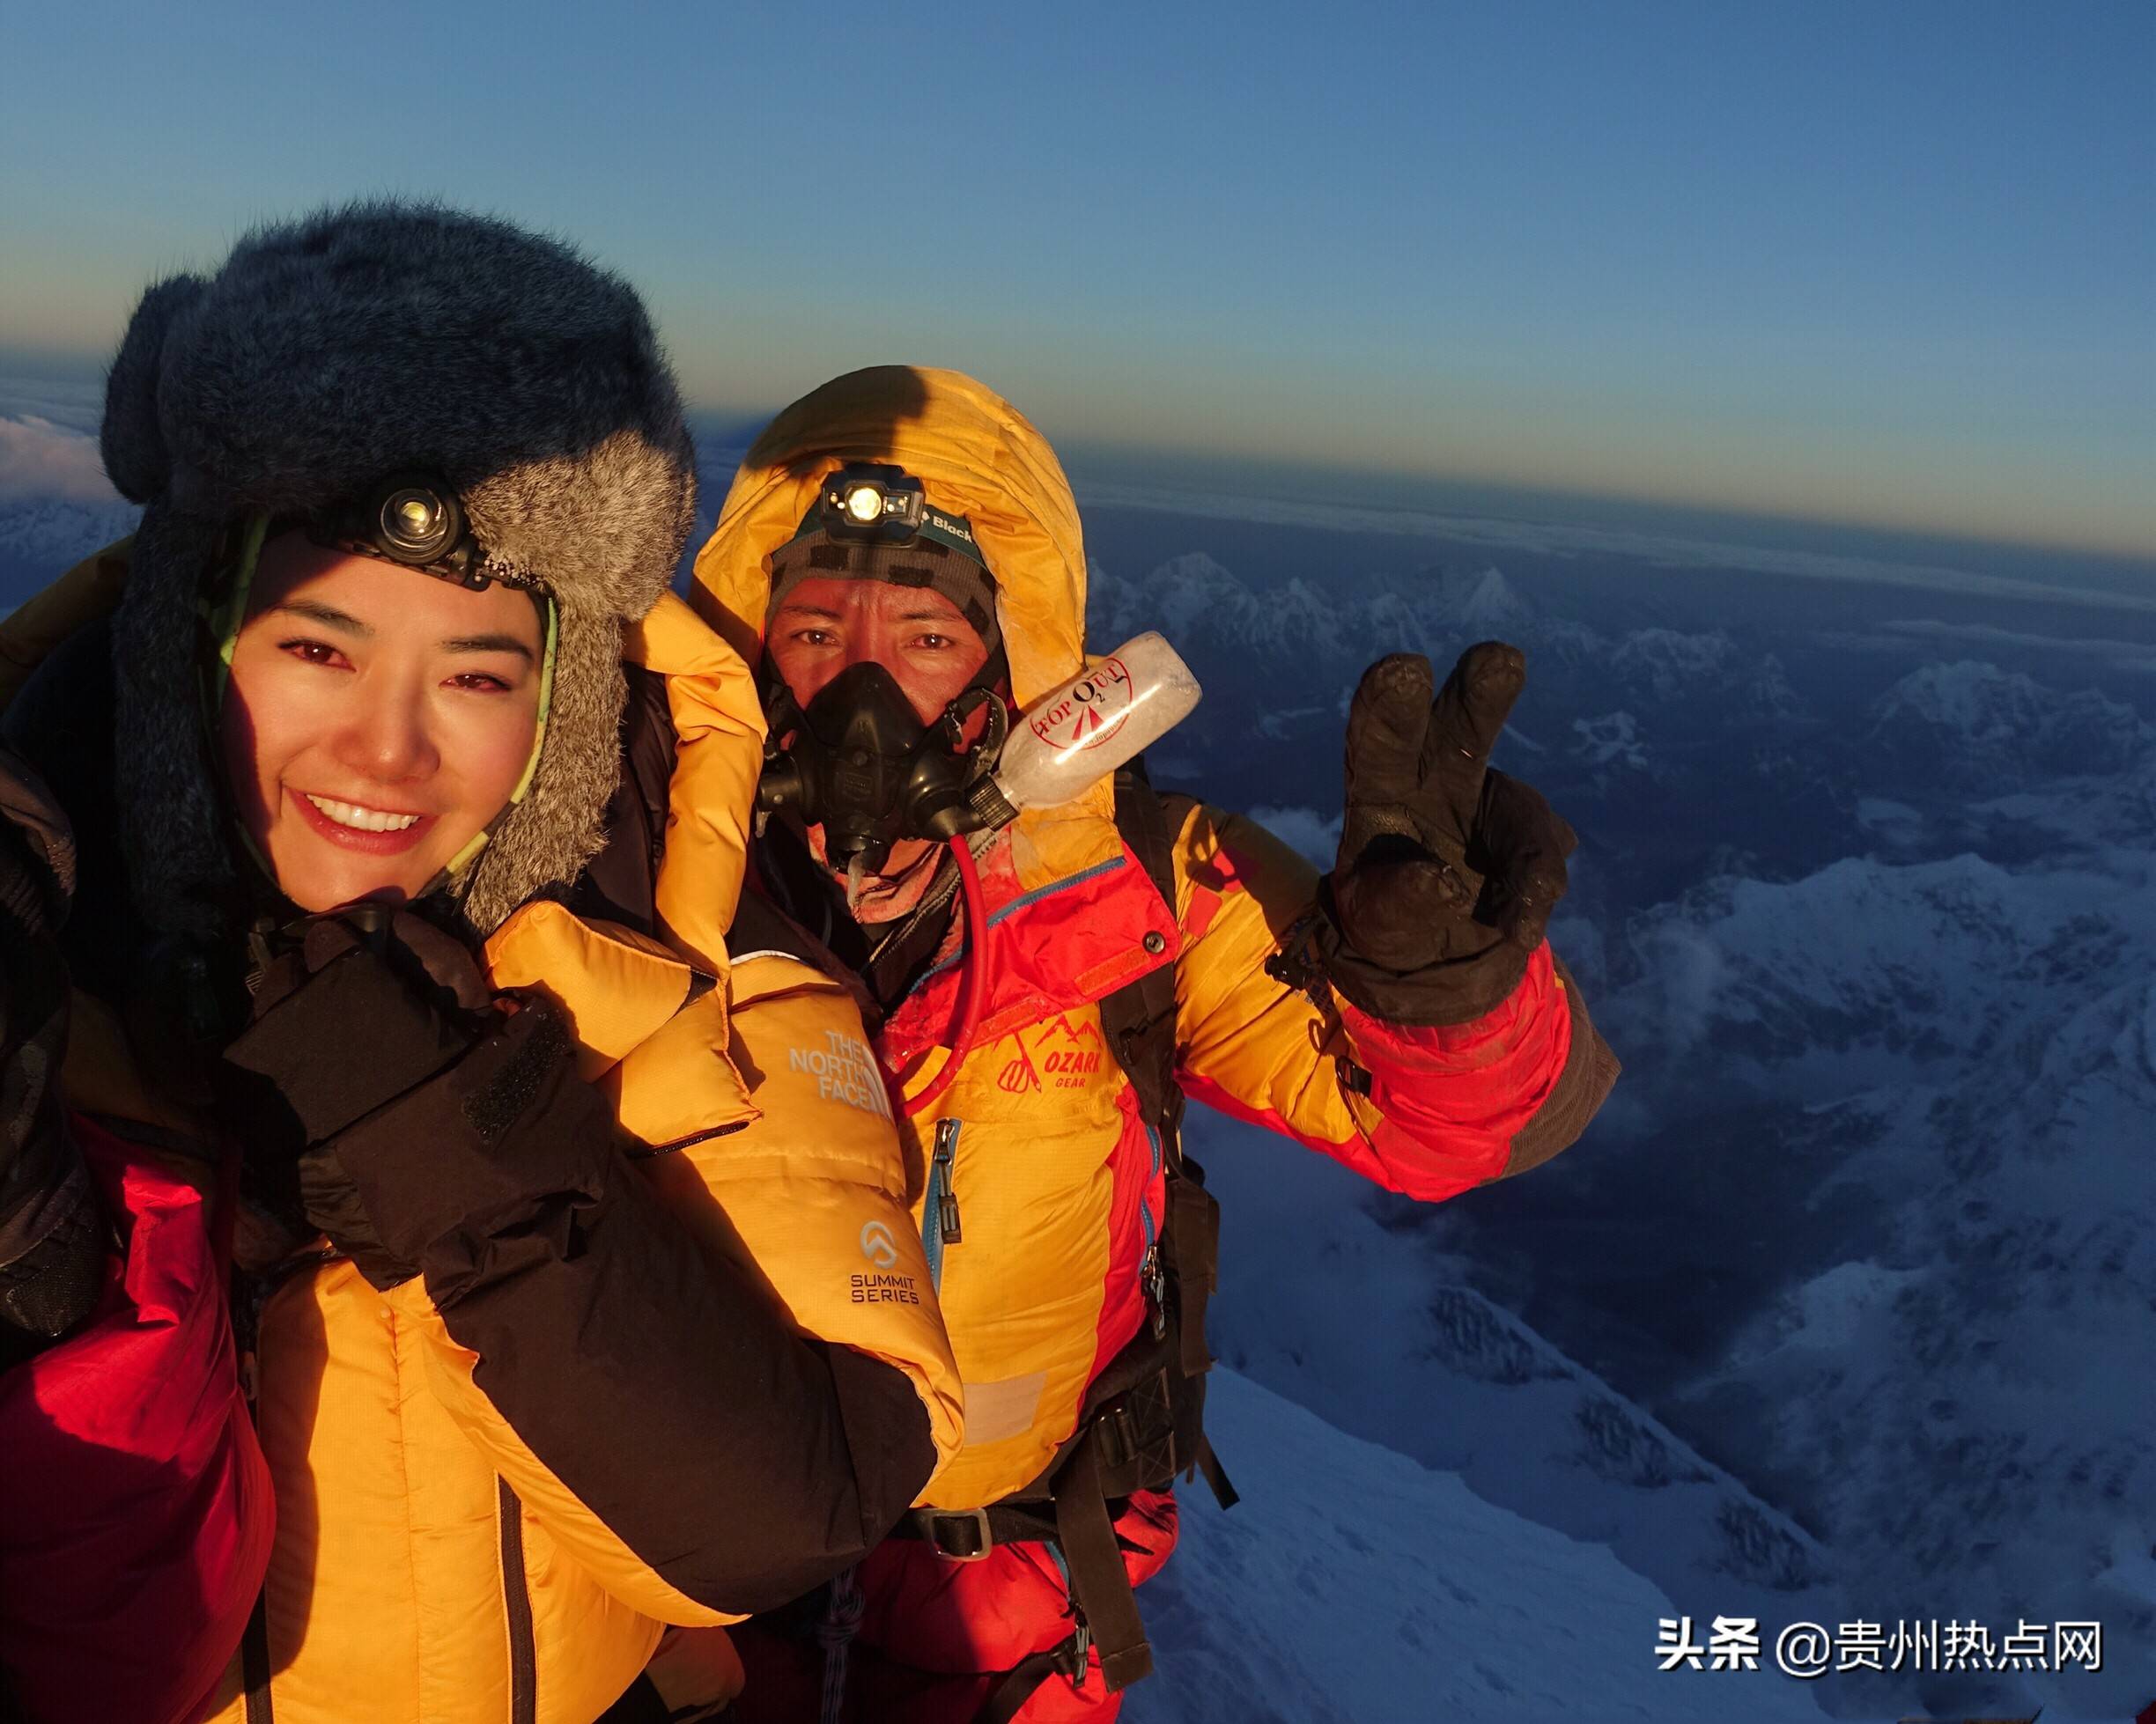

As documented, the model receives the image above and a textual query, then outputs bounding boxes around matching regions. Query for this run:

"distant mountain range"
[1094,541,2154,1720]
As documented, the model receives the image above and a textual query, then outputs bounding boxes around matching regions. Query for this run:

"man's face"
[219,536,546,912]
[766,575,992,725]
[766,574,993,917]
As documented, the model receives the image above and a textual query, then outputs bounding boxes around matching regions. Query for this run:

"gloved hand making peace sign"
[1315,642,1576,1026]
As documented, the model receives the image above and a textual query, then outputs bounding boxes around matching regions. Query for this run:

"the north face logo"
[792,1031,896,1120]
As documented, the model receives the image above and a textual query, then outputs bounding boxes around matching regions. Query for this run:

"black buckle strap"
[1052,1426,1153,1693]
[911,1505,994,1561]
[970,1627,1090,1724]
[1092,1367,1178,1493]
[901,1500,1059,1562]
[1168,1175,1221,1382]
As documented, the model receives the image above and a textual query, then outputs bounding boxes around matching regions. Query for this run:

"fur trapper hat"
[100,200,696,939]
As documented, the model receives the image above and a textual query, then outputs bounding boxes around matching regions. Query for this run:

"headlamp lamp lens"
[376,483,458,562]
[841,483,885,524]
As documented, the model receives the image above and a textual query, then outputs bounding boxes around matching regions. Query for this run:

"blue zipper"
[924,1118,962,1292]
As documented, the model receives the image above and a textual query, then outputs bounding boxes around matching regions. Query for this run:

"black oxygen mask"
[757,662,1009,880]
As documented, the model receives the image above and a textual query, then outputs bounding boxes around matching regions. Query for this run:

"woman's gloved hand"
[0,748,107,1361]
[218,905,497,1286]
[1313,643,1576,1026]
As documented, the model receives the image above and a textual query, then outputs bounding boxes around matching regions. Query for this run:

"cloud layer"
[0,413,122,507]
[1077,479,2156,616]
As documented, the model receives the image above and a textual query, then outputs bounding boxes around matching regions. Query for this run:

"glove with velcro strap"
[218,906,594,1291]
[1313,643,1576,1027]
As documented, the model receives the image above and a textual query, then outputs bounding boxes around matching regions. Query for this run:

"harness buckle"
[1065,1617,1093,1691]
[915,1506,995,1562]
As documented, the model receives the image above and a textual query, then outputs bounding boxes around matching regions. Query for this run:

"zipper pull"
[1142,1245,1167,1339]
[933,1118,963,1246]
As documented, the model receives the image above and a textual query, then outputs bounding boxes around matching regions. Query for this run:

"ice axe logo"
[998,1039,1043,1093]
[860,1221,900,1269]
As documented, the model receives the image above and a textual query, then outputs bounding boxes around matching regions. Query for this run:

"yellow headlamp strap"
[442,590,557,879]
[204,512,271,708]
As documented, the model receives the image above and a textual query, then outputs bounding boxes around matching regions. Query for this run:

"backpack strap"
[1102,763,1223,1386]
[1102,761,1184,1163]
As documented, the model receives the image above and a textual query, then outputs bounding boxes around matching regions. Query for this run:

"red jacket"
[0,1116,272,1724]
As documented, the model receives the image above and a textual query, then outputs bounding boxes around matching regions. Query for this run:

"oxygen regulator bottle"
[973,632,1202,822]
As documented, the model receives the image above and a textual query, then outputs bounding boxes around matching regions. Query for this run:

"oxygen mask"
[757,662,1009,884]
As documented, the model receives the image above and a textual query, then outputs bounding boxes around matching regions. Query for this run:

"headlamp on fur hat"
[313,471,543,593]
[814,462,983,563]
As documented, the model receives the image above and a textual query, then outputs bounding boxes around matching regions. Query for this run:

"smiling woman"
[0,202,962,1724]
[221,540,547,910]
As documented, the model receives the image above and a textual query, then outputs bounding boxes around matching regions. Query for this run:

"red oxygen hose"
[903,835,990,1117]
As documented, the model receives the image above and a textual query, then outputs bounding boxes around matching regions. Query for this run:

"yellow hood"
[690,366,1113,828]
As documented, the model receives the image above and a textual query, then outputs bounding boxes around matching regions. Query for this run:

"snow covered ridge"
[1870,660,2152,787]
[1185,1116,1884,1707]
[1130,1367,1831,1724]
[1599,842,2156,1720]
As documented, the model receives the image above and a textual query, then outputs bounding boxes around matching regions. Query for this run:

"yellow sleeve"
[618,953,966,1493]
[1167,796,1369,1149]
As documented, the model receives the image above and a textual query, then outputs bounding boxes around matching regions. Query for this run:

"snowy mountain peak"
[1431,563,1538,635]
[1871,659,2152,786]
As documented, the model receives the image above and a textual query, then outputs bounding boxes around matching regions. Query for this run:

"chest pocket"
[916,1011,1132,1300]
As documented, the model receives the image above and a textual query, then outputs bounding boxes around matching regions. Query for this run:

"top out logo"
[1028,657,1133,755]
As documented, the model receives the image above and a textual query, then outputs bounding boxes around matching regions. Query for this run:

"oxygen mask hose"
[902,835,990,1119]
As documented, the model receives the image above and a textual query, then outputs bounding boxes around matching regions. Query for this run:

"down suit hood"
[692,365,1117,834]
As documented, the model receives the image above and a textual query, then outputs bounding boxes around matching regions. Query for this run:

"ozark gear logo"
[996,1014,1108,1094]
[860,1220,900,1268]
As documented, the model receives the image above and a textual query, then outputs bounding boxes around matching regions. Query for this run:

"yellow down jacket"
[0,550,964,1724]
[694,369,1613,1513]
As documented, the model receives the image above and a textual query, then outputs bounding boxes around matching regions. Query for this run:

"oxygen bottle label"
[1029,656,1133,754]
[987,632,1200,816]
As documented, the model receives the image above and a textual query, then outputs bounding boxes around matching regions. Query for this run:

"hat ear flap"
[100,275,206,505]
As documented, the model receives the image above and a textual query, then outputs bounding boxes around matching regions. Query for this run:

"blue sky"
[3,0,2150,557]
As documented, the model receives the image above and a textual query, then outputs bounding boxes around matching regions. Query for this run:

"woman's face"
[219,535,545,913]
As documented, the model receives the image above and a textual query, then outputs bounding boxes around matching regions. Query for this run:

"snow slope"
[1128,1369,1830,1724]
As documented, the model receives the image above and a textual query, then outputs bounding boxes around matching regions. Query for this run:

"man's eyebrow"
[271,599,371,637]
[774,602,843,620]
[443,633,535,661]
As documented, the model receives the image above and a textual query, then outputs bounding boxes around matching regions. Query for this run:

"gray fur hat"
[100,199,696,939]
